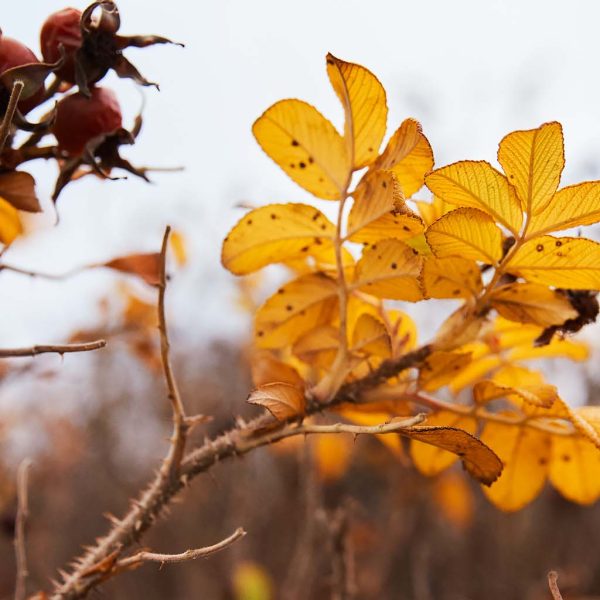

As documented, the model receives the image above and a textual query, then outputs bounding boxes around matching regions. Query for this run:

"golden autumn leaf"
[351,313,391,358]
[373,118,434,197]
[527,181,600,237]
[405,425,502,485]
[254,273,338,349]
[418,351,472,391]
[250,351,305,388]
[326,53,387,169]
[346,170,424,243]
[415,196,452,226]
[481,422,551,511]
[0,171,41,212]
[506,236,600,289]
[434,302,486,352]
[473,380,558,408]
[497,122,564,215]
[426,160,522,234]
[425,208,503,264]
[410,410,477,476]
[103,253,161,286]
[549,434,600,505]
[313,434,354,481]
[433,471,474,529]
[421,256,483,299]
[490,282,578,327]
[352,238,423,301]
[221,204,336,275]
[252,99,350,199]
[386,309,418,355]
[0,198,23,245]
[169,230,187,266]
[247,382,305,420]
[292,325,338,369]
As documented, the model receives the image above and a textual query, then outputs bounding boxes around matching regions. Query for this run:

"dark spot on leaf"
[557,252,564,257]
[412,249,419,255]
[391,262,397,270]
[382,181,387,189]
[257,331,264,337]
[247,219,253,225]
[300,246,309,252]
[368,146,373,152]
[371,244,377,250]
[538,457,548,466]
[308,156,314,164]
[278,288,284,294]
[319,177,324,182]
[270,213,277,220]
[536,244,544,252]
[403,225,410,232]
[286,305,293,312]
[314,237,323,245]
[299,162,306,169]
[452,289,460,295]
[291,139,299,146]
[562,454,571,462]
[327,58,334,65]
[320,224,327,231]
[300,310,306,316]
[312,211,320,221]
[555,240,562,247]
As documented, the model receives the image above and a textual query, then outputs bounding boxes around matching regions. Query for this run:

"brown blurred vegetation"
[1,337,600,600]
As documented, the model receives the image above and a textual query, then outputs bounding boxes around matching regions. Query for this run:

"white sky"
[1,1,599,401]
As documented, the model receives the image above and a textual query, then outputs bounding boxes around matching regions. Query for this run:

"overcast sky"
[1,1,599,402]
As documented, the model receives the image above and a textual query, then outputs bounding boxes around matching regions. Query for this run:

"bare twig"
[548,571,564,600]
[0,80,24,155]
[50,347,430,599]
[0,340,106,359]
[14,459,33,600]
[156,226,189,482]
[115,527,246,570]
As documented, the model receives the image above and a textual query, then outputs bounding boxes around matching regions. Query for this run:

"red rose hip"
[40,8,82,83]
[53,86,122,156]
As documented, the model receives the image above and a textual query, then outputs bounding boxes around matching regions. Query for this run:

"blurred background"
[1,1,600,598]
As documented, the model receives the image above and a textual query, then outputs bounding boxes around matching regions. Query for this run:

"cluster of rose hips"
[0,1,179,215]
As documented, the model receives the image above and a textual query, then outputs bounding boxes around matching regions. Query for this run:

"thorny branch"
[0,80,24,155]
[115,527,246,570]
[548,571,564,600]
[0,340,106,359]
[49,347,431,599]
[156,225,190,482]
[14,458,32,600]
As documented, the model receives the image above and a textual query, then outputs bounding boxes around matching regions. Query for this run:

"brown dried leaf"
[247,382,305,420]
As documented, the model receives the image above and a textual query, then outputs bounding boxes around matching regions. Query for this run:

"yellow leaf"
[490,282,578,327]
[481,422,550,511]
[386,309,418,354]
[405,425,502,485]
[473,380,558,408]
[253,99,350,199]
[250,351,305,388]
[415,196,452,226]
[434,302,486,352]
[528,181,600,237]
[233,561,273,600]
[508,338,588,362]
[292,325,338,369]
[347,169,424,243]
[410,410,477,476]
[255,273,338,349]
[425,208,503,264]
[421,256,483,299]
[549,434,600,505]
[351,313,391,358]
[247,382,305,420]
[418,351,472,391]
[506,236,600,289]
[491,365,544,387]
[497,122,564,215]
[0,198,23,245]
[222,204,336,275]
[353,239,423,301]
[433,471,474,529]
[169,230,187,265]
[426,160,522,234]
[373,118,434,197]
[449,356,502,394]
[326,53,387,169]
[314,434,353,481]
